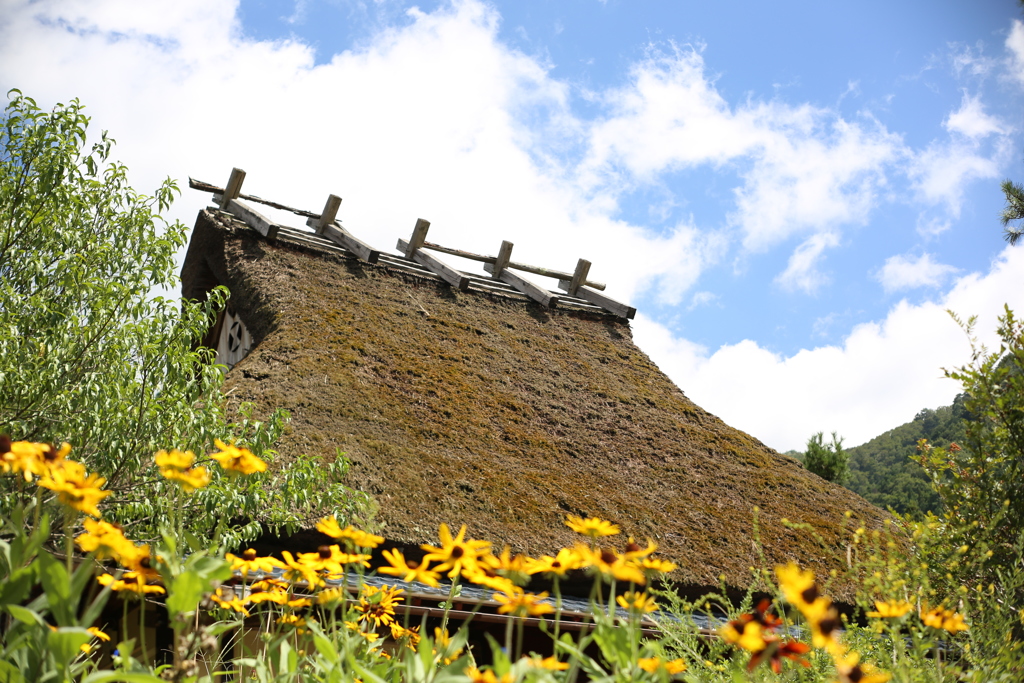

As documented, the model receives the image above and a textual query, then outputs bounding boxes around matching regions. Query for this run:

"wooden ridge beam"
[485,263,558,308]
[304,219,380,264]
[215,197,281,240]
[557,281,635,319]
[211,168,280,240]
[397,237,470,291]
[190,176,320,218]
[417,240,606,291]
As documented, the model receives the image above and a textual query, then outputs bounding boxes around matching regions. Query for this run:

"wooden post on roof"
[406,219,430,258]
[313,195,342,235]
[484,262,559,308]
[397,220,469,291]
[493,241,513,278]
[223,168,246,203]
[567,259,591,297]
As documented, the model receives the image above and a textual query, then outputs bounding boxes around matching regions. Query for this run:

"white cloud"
[945,92,1007,139]
[774,231,840,293]
[575,45,902,286]
[1005,19,1024,87]
[876,253,959,292]
[635,245,1024,451]
[908,137,1006,218]
[0,0,723,306]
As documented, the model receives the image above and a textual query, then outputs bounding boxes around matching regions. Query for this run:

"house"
[180,169,887,602]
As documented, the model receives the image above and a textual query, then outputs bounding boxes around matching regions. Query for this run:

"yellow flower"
[617,591,658,614]
[210,587,251,616]
[529,655,569,671]
[280,550,323,587]
[921,605,969,633]
[565,515,620,539]
[317,587,346,606]
[0,439,70,481]
[316,516,384,548]
[834,648,891,683]
[36,460,110,518]
[420,523,491,578]
[248,584,289,605]
[622,537,657,561]
[525,547,582,577]
[87,627,110,642]
[637,657,687,674]
[462,565,519,594]
[867,600,913,619]
[574,544,646,585]
[276,614,309,634]
[493,588,554,617]
[161,465,211,492]
[379,548,442,587]
[641,557,677,574]
[226,548,285,576]
[210,439,266,475]
[298,544,370,575]
[432,626,460,663]
[719,620,767,653]
[154,449,195,470]
[464,667,512,683]
[97,572,165,595]
[775,563,822,615]
[356,585,403,629]
[76,519,135,563]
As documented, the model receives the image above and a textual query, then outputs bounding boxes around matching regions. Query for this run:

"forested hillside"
[842,394,969,515]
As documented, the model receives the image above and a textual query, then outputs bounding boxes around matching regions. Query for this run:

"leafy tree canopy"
[0,90,372,545]
[803,431,848,485]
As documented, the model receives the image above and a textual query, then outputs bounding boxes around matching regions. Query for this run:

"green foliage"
[0,508,161,683]
[803,431,848,485]
[844,402,964,516]
[914,308,1024,584]
[0,90,372,543]
[1000,179,1024,246]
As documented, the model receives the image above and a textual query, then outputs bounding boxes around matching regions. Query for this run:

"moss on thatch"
[182,209,888,599]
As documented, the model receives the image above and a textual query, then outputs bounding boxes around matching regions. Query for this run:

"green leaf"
[82,672,165,683]
[4,603,43,625]
[165,570,207,619]
[46,627,91,667]
[0,661,26,683]
[37,552,72,624]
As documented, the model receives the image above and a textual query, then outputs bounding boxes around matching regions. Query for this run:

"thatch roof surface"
[182,209,887,596]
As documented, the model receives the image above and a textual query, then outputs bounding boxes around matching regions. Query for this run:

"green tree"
[915,308,1024,572]
[0,90,371,544]
[803,431,848,485]
[999,179,1024,245]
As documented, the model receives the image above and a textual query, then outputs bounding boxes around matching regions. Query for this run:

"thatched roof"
[182,208,887,597]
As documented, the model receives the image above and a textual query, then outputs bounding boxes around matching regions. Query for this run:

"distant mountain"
[791,395,970,516]
[847,395,972,515]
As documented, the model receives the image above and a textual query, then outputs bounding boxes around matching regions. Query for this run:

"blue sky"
[3,0,1024,450]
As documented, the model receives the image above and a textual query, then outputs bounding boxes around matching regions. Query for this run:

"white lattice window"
[215,309,252,369]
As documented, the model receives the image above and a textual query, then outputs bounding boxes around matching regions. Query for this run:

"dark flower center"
[42,444,59,462]
[800,585,819,603]
[0,434,11,455]
[818,616,840,636]
[600,550,617,565]
[450,546,465,559]
[318,546,332,559]
[626,542,642,553]
[243,548,258,561]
